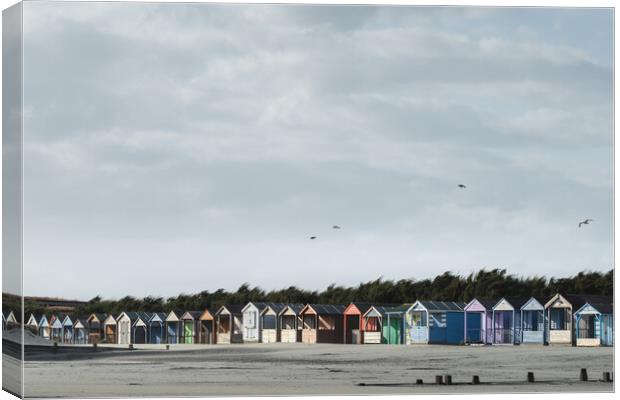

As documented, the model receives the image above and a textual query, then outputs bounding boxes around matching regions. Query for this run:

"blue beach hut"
[574,300,613,347]
[406,301,465,344]
[520,297,545,344]
[148,313,167,344]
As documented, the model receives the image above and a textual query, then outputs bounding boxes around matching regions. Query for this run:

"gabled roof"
[259,303,288,315]
[61,315,74,326]
[73,317,88,328]
[344,303,374,315]
[181,311,202,320]
[149,312,167,323]
[520,297,545,310]
[242,302,270,313]
[87,313,107,323]
[215,304,244,315]
[199,308,215,320]
[411,300,465,312]
[300,304,346,315]
[545,293,612,310]
[26,313,41,326]
[4,310,18,323]
[464,298,497,311]
[165,310,184,321]
[38,314,50,326]
[117,311,141,322]
[278,304,305,316]
[493,297,530,310]
[574,302,613,315]
[363,305,408,317]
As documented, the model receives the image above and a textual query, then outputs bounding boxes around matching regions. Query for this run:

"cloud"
[20,3,613,298]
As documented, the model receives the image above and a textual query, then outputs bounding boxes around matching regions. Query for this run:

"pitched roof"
[416,300,465,312]
[302,304,346,315]
[497,297,530,310]
[217,304,244,315]
[181,311,202,320]
[278,304,305,316]
[260,303,288,315]
[560,294,612,310]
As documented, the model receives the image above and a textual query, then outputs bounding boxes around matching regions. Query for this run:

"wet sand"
[16,343,614,397]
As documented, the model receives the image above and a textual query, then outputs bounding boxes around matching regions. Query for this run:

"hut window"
[218,316,230,333]
[263,315,276,330]
[412,312,426,327]
[318,316,335,331]
[550,308,568,330]
[303,315,316,329]
[365,317,381,332]
[245,311,256,328]
[282,315,296,329]
[233,316,243,334]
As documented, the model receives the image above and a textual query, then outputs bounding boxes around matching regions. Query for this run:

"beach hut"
[25,313,41,334]
[299,304,345,344]
[463,298,495,344]
[3,310,18,331]
[103,314,117,344]
[544,294,579,345]
[165,310,183,344]
[117,312,141,344]
[215,305,244,344]
[343,303,374,344]
[259,304,287,343]
[86,313,106,344]
[362,305,408,344]
[242,302,283,343]
[61,315,74,344]
[131,312,150,344]
[38,315,51,339]
[491,297,528,344]
[574,299,613,347]
[180,311,201,344]
[197,308,215,344]
[73,318,88,344]
[519,297,545,344]
[278,304,304,343]
[50,315,64,342]
[406,301,465,345]
[148,313,167,344]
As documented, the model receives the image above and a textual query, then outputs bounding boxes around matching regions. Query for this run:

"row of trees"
[71,268,613,316]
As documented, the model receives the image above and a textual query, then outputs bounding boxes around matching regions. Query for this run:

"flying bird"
[310,236,317,240]
[457,184,466,189]
[578,219,593,228]
[332,225,341,229]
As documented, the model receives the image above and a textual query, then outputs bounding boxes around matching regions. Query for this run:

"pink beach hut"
[463,298,497,344]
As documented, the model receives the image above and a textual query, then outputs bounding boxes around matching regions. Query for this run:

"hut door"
[184,321,194,344]
[345,315,360,344]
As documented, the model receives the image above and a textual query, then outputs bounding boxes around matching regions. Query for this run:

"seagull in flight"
[310,236,317,240]
[332,225,341,229]
[457,184,466,189]
[578,219,593,228]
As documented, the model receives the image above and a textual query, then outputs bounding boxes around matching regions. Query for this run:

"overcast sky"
[19,3,613,299]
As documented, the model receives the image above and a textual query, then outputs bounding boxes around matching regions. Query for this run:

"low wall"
[549,330,571,344]
[261,329,277,343]
[363,332,381,344]
[280,329,298,343]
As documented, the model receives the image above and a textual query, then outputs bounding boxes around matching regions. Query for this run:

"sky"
[16,3,613,299]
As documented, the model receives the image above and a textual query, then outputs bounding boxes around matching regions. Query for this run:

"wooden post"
[416,379,423,385]
[603,372,611,382]
[527,372,535,383]
[472,375,480,385]
[444,375,452,385]
[580,368,588,382]
[435,375,443,385]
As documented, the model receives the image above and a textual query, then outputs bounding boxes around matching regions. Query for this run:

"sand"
[10,343,614,397]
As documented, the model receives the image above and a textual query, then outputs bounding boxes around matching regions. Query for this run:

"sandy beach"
[11,343,614,397]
